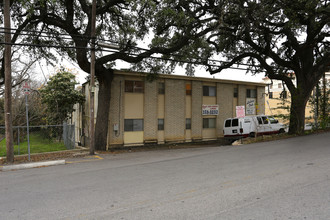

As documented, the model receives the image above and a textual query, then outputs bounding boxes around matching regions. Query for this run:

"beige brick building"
[75,70,266,148]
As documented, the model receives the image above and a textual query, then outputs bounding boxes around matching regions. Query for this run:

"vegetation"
[39,69,85,125]
[0,132,67,157]
[1,0,329,152]
[3,0,203,150]
[309,78,330,129]
[149,0,330,135]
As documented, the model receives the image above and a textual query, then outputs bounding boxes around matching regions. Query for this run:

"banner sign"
[236,106,245,118]
[246,98,256,115]
[202,105,219,115]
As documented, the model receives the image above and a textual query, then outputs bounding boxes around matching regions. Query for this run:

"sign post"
[23,82,31,161]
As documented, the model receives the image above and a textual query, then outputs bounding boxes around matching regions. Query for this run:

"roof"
[114,69,267,87]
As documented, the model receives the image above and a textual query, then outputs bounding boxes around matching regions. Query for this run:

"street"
[1,132,330,220]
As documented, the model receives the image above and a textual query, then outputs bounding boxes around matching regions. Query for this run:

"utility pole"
[322,72,326,118]
[89,0,96,155]
[4,0,14,163]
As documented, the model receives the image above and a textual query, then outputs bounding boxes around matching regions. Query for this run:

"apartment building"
[75,70,266,148]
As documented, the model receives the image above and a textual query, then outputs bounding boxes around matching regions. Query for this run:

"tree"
[0,1,44,86]
[309,77,330,129]
[150,0,329,134]
[9,0,206,150]
[39,69,85,125]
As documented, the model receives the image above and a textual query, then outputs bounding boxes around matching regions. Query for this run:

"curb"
[0,160,66,171]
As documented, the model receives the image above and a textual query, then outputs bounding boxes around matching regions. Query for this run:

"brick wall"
[164,79,185,142]
[108,75,124,145]
[191,81,203,140]
[238,84,246,106]
[217,83,234,137]
[144,80,158,143]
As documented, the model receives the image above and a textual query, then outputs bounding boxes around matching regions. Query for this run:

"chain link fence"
[0,123,75,157]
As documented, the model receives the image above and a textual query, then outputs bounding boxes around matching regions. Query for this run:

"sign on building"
[236,106,245,118]
[202,105,219,115]
[246,98,256,115]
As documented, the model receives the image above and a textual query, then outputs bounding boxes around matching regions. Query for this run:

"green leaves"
[39,69,85,125]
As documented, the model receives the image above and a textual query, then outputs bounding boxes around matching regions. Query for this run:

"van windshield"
[268,116,278,124]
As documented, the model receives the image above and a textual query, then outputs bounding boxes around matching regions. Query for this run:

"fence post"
[17,127,20,155]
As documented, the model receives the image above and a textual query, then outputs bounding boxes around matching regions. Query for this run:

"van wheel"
[249,132,256,138]
[279,128,285,134]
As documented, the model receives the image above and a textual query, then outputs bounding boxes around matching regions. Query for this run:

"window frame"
[125,80,144,93]
[269,92,273,99]
[280,91,287,99]
[203,86,216,97]
[124,119,144,131]
[234,88,238,98]
[186,83,192,95]
[203,118,216,128]
[158,82,165,94]
[246,89,257,98]
[158,119,164,130]
[186,118,191,130]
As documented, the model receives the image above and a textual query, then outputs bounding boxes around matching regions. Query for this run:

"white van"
[223,115,285,140]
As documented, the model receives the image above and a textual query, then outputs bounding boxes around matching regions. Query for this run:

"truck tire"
[249,132,256,137]
[279,128,285,133]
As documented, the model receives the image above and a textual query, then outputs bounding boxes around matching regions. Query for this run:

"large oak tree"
[7,0,209,150]
[154,0,329,134]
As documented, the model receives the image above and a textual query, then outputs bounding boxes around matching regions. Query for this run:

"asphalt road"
[1,132,330,220]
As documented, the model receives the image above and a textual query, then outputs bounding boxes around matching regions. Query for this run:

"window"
[232,118,238,127]
[257,117,263,125]
[269,92,273,99]
[225,119,231,127]
[262,116,269,124]
[158,82,165,94]
[203,86,216,96]
[186,118,191,129]
[278,83,282,88]
[186,84,192,95]
[246,89,257,98]
[234,88,238,98]
[124,119,144,131]
[270,84,273,89]
[268,116,278,124]
[203,118,216,128]
[280,91,287,99]
[158,119,164,130]
[125,81,144,93]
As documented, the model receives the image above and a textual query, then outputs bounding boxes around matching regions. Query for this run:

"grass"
[0,133,67,157]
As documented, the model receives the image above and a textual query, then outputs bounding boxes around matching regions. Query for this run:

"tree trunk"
[288,92,310,135]
[94,69,114,151]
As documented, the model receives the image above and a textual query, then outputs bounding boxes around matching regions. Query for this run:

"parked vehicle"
[223,115,285,140]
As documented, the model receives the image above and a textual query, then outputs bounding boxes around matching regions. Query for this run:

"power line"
[0,27,261,71]
[0,41,255,71]
[1,26,257,68]
[0,27,91,41]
